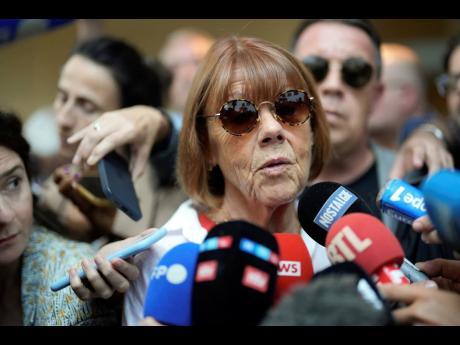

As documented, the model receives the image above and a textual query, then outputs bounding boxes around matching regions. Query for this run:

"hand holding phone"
[50,227,167,292]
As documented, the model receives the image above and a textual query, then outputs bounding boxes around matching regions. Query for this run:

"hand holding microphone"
[379,282,460,326]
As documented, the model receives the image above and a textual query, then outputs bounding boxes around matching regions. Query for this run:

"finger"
[86,131,128,166]
[412,215,434,233]
[411,280,438,289]
[69,267,92,301]
[94,255,130,293]
[421,230,442,245]
[67,125,91,144]
[416,258,460,281]
[391,305,418,325]
[111,258,140,281]
[56,175,75,197]
[131,142,153,179]
[378,284,420,304]
[411,145,426,170]
[72,121,119,166]
[81,258,113,299]
[138,317,164,326]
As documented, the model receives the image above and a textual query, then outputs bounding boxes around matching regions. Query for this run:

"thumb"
[131,144,152,180]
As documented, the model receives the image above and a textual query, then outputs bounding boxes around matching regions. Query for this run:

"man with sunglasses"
[292,19,454,263]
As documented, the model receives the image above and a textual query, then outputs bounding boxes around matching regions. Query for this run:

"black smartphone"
[97,151,142,221]
[75,171,114,207]
[402,165,429,187]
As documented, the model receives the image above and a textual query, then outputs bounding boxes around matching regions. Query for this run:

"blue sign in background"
[0,19,74,46]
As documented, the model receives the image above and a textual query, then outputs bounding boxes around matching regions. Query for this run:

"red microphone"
[273,233,314,303]
[325,213,409,285]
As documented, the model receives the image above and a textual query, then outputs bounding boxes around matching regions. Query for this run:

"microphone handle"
[401,258,429,282]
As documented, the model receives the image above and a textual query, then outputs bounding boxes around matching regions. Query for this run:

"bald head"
[368,43,427,149]
[159,29,214,113]
[380,43,425,95]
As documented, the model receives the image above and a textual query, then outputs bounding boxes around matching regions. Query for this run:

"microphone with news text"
[143,242,200,326]
[273,233,313,303]
[298,181,428,282]
[261,261,394,326]
[192,220,279,326]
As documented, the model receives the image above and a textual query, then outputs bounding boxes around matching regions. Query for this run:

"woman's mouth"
[258,158,291,176]
[0,233,18,245]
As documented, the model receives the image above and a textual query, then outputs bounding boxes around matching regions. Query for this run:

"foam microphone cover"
[261,261,393,326]
[273,233,313,303]
[192,220,279,326]
[325,213,405,275]
[143,242,200,326]
[298,182,373,246]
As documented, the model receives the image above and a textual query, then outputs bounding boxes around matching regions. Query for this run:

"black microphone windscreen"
[261,262,393,326]
[298,182,373,245]
[192,220,279,326]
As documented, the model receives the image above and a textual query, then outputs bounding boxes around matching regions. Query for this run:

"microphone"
[273,233,313,303]
[325,213,410,285]
[298,181,428,282]
[143,242,200,326]
[422,169,460,252]
[192,220,279,326]
[298,182,373,246]
[261,262,393,326]
[376,178,427,225]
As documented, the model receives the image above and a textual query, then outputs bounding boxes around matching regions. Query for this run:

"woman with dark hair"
[37,36,186,243]
[0,110,127,325]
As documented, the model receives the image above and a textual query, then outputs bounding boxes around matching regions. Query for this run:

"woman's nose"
[258,104,285,145]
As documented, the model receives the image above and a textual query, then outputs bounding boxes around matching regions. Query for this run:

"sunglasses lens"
[275,90,311,125]
[303,56,328,83]
[342,58,373,88]
[220,100,258,135]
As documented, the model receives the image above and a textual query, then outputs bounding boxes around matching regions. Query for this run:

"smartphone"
[402,165,428,187]
[50,227,168,292]
[97,151,142,221]
[74,171,114,208]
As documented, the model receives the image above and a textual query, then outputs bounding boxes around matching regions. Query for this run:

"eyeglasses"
[303,56,374,89]
[199,89,313,136]
[436,73,460,97]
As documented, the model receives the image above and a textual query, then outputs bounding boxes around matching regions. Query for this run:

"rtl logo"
[327,226,372,263]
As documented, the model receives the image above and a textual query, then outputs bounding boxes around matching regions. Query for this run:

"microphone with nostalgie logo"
[298,181,429,282]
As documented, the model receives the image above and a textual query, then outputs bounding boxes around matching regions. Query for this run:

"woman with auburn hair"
[123,35,331,325]
[67,35,332,325]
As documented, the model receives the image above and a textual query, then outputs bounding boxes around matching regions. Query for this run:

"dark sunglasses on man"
[303,56,374,89]
[436,73,460,97]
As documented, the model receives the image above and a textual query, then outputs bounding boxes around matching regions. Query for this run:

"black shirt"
[345,161,381,220]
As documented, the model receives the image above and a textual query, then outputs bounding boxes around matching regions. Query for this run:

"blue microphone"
[422,169,460,252]
[143,242,200,326]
